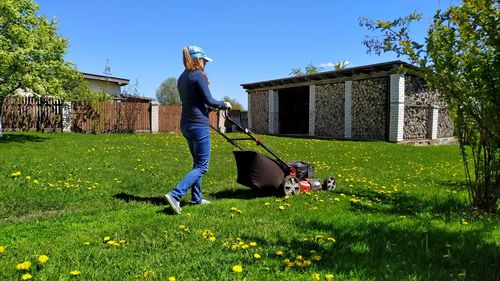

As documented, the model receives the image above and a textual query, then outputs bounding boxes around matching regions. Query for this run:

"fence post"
[62,101,72,132]
[150,101,159,133]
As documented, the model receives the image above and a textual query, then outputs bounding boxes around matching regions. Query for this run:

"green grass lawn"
[0,132,498,281]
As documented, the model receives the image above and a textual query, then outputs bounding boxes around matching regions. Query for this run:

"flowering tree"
[0,0,90,136]
[360,0,499,212]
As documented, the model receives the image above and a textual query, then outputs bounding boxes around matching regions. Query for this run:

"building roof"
[241,60,420,90]
[82,72,130,86]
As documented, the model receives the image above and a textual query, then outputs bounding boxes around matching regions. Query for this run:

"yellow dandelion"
[313,255,322,261]
[249,241,257,247]
[70,270,81,277]
[264,202,271,206]
[21,273,33,280]
[296,255,303,261]
[11,171,22,177]
[26,176,32,180]
[253,253,261,259]
[119,240,127,244]
[312,273,321,281]
[327,237,336,243]
[83,242,90,246]
[0,246,4,253]
[33,179,39,184]
[208,236,216,242]
[315,235,324,240]
[275,250,284,256]
[278,205,286,210]
[326,273,334,280]
[241,244,250,250]
[38,255,49,264]
[284,259,294,267]
[16,261,32,271]
[232,264,243,273]
[103,236,111,242]
[168,277,176,281]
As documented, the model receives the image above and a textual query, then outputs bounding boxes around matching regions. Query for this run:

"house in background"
[82,72,129,96]
[82,72,154,103]
[241,61,455,143]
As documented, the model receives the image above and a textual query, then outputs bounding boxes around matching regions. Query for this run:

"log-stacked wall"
[315,83,344,138]
[404,76,453,139]
[249,90,269,134]
[247,73,454,141]
[351,78,387,140]
[438,108,454,138]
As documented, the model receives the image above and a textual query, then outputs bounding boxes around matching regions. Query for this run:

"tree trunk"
[0,96,4,137]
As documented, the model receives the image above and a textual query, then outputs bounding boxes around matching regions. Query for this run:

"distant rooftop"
[241,60,420,90]
[82,72,130,86]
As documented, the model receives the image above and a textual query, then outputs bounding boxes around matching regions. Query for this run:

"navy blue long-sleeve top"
[177,69,227,126]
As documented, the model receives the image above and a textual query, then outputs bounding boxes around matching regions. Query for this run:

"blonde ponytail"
[182,47,209,82]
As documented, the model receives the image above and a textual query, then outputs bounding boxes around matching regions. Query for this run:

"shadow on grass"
[236,217,499,280]
[114,192,166,206]
[0,133,47,143]
[287,219,499,280]
[113,192,186,215]
[337,186,469,219]
[210,188,278,200]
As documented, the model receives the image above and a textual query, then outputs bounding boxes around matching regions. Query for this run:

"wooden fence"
[1,97,63,132]
[72,102,151,133]
[1,98,222,133]
[158,105,220,132]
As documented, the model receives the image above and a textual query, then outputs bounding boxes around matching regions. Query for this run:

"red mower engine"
[280,161,335,195]
[298,179,323,192]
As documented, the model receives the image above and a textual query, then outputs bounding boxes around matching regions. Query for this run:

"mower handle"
[214,109,291,173]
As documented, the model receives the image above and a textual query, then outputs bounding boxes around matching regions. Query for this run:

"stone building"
[241,61,454,143]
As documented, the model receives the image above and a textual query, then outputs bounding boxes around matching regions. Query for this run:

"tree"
[156,77,180,106]
[360,0,499,213]
[290,61,323,76]
[332,60,351,70]
[222,96,245,111]
[0,0,91,136]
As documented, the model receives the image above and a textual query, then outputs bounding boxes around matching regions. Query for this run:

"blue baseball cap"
[188,45,213,62]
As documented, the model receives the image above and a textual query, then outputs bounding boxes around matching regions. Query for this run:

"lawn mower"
[211,110,336,196]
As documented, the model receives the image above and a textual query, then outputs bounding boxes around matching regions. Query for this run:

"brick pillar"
[150,101,159,133]
[62,101,72,132]
[344,81,352,139]
[429,106,439,140]
[389,74,405,142]
[269,89,278,134]
[309,85,316,136]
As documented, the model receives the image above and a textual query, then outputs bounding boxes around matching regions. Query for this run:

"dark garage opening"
[278,86,309,135]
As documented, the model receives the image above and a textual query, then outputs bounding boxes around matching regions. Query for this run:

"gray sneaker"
[165,193,181,214]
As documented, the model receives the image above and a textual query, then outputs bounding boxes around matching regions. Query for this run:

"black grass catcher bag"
[233,150,285,190]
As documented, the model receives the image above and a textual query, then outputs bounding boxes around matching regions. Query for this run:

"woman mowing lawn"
[165,45,231,214]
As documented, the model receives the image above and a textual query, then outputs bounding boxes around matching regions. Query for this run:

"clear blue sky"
[35,0,456,108]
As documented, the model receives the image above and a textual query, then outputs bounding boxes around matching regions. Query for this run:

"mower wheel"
[323,177,336,191]
[281,175,300,196]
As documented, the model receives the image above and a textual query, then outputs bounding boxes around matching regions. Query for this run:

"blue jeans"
[169,124,210,204]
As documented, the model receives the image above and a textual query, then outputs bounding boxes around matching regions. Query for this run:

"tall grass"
[0,132,498,281]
